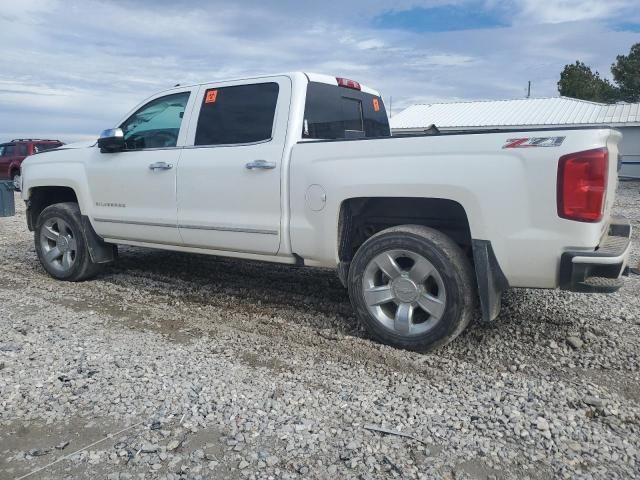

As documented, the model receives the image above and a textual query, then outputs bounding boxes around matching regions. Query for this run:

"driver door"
[86,88,197,245]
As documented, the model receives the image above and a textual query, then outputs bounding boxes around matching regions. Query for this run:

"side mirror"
[97,128,125,153]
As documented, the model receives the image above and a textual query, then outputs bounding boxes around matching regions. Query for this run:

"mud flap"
[81,215,117,264]
[472,240,509,323]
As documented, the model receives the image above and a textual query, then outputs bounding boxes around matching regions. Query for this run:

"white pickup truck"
[20,72,632,351]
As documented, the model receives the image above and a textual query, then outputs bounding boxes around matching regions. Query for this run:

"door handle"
[149,162,173,171]
[245,160,276,170]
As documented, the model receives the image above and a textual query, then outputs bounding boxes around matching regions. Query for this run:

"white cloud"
[513,0,638,24]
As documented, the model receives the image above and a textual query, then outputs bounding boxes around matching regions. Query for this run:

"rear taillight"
[557,147,608,222]
[336,77,361,90]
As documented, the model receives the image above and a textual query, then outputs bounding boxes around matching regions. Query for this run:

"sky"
[0,0,638,143]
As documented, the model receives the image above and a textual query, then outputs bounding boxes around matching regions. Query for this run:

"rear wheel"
[35,202,102,281]
[348,225,476,352]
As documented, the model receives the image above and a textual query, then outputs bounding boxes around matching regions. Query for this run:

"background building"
[390,97,640,178]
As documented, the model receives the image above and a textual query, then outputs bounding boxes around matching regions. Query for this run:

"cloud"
[511,0,639,24]
[0,0,637,142]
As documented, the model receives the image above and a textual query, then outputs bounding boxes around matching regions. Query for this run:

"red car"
[0,138,64,189]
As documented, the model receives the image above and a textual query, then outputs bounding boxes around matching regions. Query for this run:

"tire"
[11,171,21,191]
[35,202,102,281]
[348,225,476,352]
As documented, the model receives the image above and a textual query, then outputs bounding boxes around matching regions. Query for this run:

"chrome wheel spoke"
[408,256,435,284]
[364,285,395,306]
[57,219,70,235]
[43,226,59,242]
[394,303,413,335]
[417,293,446,320]
[67,236,77,252]
[62,251,73,270]
[44,247,62,263]
[374,252,403,280]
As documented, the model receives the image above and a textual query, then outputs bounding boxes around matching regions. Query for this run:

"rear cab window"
[302,81,390,140]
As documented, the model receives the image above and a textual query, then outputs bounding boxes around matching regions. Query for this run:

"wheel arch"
[27,186,80,231]
[337,196,473,264]
[337,196,508,322]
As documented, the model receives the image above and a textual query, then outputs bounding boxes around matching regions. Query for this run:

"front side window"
[18,143,28,155]
[195,83,279,146]
[120,92,190,150]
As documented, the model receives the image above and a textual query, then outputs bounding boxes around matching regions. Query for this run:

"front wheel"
[348,225,476,352]
[35,202,102,281]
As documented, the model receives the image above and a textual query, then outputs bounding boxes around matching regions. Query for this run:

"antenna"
[527,81,531,98]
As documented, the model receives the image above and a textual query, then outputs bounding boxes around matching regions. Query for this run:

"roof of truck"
[170,72,381,97]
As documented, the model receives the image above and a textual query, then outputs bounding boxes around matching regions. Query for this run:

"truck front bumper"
[559,216,632,293]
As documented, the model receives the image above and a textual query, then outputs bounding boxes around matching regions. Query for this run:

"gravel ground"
[1,182,639,480]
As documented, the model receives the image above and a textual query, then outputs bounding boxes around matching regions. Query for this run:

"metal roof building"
[390,97,640,178]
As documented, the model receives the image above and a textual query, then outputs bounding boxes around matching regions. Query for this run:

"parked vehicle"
[0,139,63,190]
[19,73,632,351]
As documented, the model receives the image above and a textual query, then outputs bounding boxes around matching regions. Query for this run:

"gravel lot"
[1,182,639,480]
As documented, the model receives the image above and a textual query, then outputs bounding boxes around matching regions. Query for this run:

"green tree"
[611,43,640,102]
[557,61,617,103]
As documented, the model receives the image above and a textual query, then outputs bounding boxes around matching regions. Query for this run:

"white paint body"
[21,72,623,289]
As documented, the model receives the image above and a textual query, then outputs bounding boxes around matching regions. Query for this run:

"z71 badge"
[503,137,566,149]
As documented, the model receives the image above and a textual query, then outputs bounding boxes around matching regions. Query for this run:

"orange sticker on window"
[372,98,380,112]
[205,89,218,103]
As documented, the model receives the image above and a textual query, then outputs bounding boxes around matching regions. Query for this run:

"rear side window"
[18,144,28,155]
[195,83,279,146]
[303,82,390,140]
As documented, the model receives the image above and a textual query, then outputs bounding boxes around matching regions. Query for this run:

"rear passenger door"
[177,77,291,255]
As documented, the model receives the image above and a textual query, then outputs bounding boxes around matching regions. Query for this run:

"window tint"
[342,98,364,135]
[18,143,28,155]
[2,144,16,156]
[195,83,279,146]
[303,82,390,140]
[120,92,190,150]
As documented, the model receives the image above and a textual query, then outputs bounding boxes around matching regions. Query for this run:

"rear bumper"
[559,217,632,293]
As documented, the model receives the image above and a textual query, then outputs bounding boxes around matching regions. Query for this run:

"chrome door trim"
[179,224,278,235]
[94,218,176,228]
[94,218,278,235]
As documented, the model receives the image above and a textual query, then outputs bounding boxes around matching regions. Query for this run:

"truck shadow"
[101,245,358,328]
